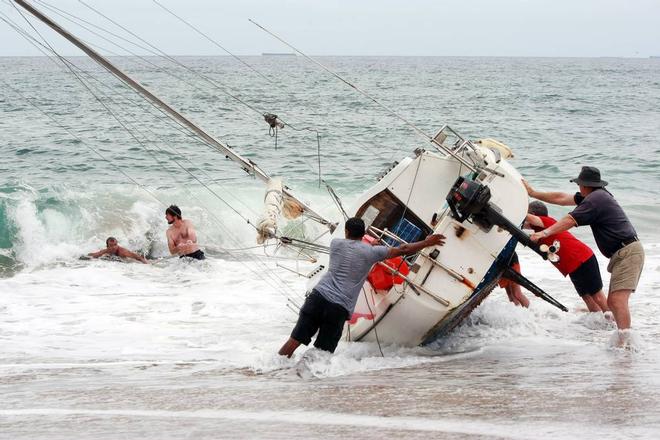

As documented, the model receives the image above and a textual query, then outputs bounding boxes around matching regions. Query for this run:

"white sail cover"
[256,178,304,244]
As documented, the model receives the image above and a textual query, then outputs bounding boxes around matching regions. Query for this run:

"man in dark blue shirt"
[523,166,644,336]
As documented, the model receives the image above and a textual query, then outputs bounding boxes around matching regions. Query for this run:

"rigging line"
[0,10,216,159]
[44,0,328,193]
[32,0,257,121]
[1,78,168,208]
[7,1,371,179]
[5,14,290,300]
[76,0,267,118]
[248,19,478,172]
[31,1,373,183]
[4,15,299,303]
[149,0,387,171]
[152,0,382,162]
[9,6,328,237]
[33,0,171,59]
[36,0,319,142]
[71,0,327,180]
[148,0,326,138]
[150,0,273,84]
[53,52,262,219]
[61,71,299,301]
[153,1,358,169]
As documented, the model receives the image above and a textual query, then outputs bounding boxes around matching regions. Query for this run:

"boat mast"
[13,0,333,228]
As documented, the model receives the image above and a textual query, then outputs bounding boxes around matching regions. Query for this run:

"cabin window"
[356,190,432,246]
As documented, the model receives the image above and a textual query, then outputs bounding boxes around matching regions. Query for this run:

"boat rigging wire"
[150,0,273,84]
[2,7,306,309]
[248,18,480,172]
[1,8,263,222]
[149,0,397,175]
[24,0,395,186]
[73,0,329,178]
[11,0,333,229]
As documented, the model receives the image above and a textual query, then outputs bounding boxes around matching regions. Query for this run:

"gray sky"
[0,0,659,57]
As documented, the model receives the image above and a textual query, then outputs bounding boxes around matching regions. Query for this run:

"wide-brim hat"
[570,166,608,187]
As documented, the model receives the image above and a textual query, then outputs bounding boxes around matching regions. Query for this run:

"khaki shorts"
[607,241,645,293]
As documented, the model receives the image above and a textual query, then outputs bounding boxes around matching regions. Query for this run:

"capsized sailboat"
[10,0,567,348]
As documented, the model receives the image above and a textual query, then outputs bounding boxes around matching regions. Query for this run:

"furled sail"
[256,178,305,244]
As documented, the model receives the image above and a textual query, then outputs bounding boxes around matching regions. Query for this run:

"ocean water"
[1,54,660,439]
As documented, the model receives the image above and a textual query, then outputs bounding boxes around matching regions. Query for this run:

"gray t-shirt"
[570,189,637,258]
[314,238,390,313]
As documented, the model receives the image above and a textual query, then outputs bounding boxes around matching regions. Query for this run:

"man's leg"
[591,290,609,312]
[570,256,607,313]
[278,338,302,358]
[581,294,600,312]
[582,290,610,313]
[279,292,322,358]
[507,284,529,308]
[314,302,349,353]
[505,285,520,306]
[607,289,632,329]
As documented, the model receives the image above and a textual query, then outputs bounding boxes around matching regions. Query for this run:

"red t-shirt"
[533,216,593,276]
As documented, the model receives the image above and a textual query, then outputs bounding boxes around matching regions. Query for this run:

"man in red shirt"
[526,201,609,313]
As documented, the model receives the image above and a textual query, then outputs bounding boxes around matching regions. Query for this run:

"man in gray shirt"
[279,217,445,357]
[524,166,644,337]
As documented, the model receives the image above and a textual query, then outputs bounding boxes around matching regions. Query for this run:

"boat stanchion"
[376,262,451,307]
[500,265,568,312]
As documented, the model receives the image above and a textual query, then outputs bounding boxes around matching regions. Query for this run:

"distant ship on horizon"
[261,52,296,57]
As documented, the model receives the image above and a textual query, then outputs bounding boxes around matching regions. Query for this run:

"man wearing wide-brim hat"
[523,166,644,338]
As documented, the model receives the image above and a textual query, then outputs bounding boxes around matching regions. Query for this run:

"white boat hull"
[308,141,527,347]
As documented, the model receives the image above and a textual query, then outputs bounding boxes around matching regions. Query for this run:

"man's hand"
[530,231,544,242]
[522,179,535,197]
[387,233,446,259]
[425,234,446,247]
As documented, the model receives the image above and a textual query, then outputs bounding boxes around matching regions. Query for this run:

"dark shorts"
[569,254,603,296]
[290,290,349,353]
[180,249,205,260]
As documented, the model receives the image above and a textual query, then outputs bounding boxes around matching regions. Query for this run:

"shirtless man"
[165,205,205,260]
[88,237,148,264]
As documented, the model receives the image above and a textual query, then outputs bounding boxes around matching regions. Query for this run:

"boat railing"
[432,124,482,165]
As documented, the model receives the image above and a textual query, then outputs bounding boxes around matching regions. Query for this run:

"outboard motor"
[447,176,552,260]
[446,176,568,312]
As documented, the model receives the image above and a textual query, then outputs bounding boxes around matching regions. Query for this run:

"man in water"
[278,217,445,358]
[88,237,148,264]
[524,201,609,312]
[165,205,205,260]
[524,166,644,333]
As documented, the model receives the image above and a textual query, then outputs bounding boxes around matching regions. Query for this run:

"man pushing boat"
[524,166,644,339]
[278,217,445,357]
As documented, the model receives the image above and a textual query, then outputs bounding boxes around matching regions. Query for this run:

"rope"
[40,0,327,184]
[2,10,303,307]
[150,0,273,84]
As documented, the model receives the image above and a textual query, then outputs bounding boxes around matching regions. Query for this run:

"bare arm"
[185,220,198,244]
[524,214,544,229]
[387,234,445,259]
[88,248,111,258]
[530,215,577,242]
[522,179,576,206]
[117,247,149,264]
[166,230,177,255]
